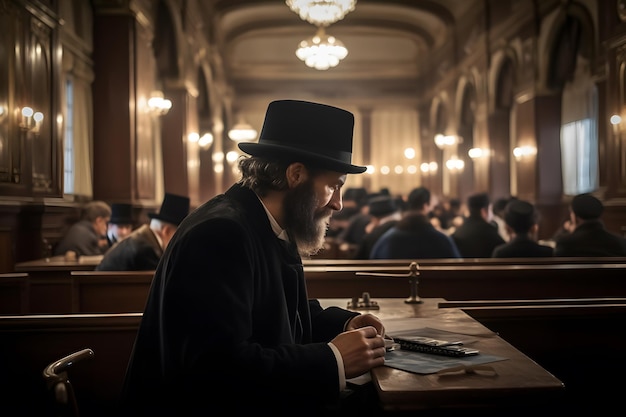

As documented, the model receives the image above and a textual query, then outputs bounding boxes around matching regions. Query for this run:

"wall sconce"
[513,145,537,160]
[228,118,257,142]
[434,134,460,149]
[188,132,214,150]
[420,161,438,174]
[445,156,464,171]
[610,114,622,133]
[19,106,44,132]
[148,91,172,116]
[468,147,491,159]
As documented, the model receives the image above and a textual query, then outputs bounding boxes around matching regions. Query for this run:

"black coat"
[96,225,162,271]
[492,235,554,258]
[451,215,506,258]
[554,220,626,256]
[121,184,359,416]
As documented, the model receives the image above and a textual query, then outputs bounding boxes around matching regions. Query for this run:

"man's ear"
[285,162,308,187]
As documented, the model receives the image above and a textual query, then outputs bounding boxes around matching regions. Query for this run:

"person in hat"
[120,100,386,416]
[554,193,626,256]
[370,186,461,259]
[491,199,554,258]
[54,200,112,257]
[451,192,505,258]
[96,193,190,271]
[105,203,134,247]
[352,194,402,259]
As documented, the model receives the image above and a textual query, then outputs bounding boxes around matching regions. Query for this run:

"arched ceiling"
[206,0,476,102]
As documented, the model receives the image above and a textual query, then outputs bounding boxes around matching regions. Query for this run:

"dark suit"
[554,220,626,256]
[96,224,162,271]
[353,220,398,259]
[451,215,506,258]
[121,184,360,416]
[370,214,460,259]
[492,235,554,258]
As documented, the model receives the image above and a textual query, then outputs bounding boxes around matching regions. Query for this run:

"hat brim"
[238,142,367,174]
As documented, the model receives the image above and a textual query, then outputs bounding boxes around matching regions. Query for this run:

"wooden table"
[319,298,565,414]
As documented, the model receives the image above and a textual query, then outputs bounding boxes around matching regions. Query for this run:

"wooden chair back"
[42,348,95,417]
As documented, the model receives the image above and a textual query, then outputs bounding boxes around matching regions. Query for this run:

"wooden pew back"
[0,272,28,314]
[437,298,626,414]
[303,263,626,300]
[0,313,141,417]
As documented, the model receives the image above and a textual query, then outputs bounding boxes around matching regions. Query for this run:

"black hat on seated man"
[368,196,397,218]
[109,203,133,225]
[468,192,490,210]
[238,100,367,174]
[504,199,537,233]
[571,193,603,220]
[148,193,190,226]
[407,187,431,210]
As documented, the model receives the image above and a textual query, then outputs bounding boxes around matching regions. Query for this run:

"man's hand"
[346,313,385,336]
[331,326,386,379]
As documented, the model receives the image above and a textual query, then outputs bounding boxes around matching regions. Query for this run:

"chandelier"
[296,27,348,70]
[286,0,357,27]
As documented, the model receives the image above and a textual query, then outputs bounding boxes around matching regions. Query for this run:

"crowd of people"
[329,186,626,260]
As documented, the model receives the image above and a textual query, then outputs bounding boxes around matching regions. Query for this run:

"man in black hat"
[352,194,401,259]
[451,192,505,258]
[106,203,134,247]
[96,193,190,271]
[121,100,386,416]
[554,193,626,256]
[491,199,554,258]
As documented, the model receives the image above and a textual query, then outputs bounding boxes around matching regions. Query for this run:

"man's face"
[108,223,133,241]
[283,170,346,256]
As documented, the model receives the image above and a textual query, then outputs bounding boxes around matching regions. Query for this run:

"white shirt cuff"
[328,342,346,391]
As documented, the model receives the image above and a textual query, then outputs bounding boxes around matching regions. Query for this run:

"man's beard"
[283,178,332,257]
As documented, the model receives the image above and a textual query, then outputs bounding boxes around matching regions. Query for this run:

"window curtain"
[72,77,94,198]
[560,56,598,195]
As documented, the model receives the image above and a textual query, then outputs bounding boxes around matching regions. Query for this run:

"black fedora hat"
[238,100,367,174]
[148,193,190,226]
[109,203,133,225]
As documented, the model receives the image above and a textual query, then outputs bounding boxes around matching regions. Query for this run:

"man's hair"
[81,201,111,222]
[504,199,537,234]
[238,155,322,197]
[407,187,431,211]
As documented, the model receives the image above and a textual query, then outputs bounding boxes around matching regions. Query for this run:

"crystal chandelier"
[286,0,357,27]
[296,27,348,70]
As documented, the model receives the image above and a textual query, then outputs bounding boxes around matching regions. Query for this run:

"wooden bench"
[0,272,28,314]
[0,312,141,417]
[436,298,626,414]
[22,270,155,314]
[303,263,626,300]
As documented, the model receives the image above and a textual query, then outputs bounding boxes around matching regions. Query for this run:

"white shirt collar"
[257,195,289,241]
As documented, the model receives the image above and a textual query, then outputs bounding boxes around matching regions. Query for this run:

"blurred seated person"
[54,200,112,257]
[96,193,190,271]
[490,196,516,242]
[370,186,461,259]
[451,192,505,258]
[353,195,401,259]
[106,203,134,247]
[554,193,626,257]
[335,189,373,246]
[491,199,553,257]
